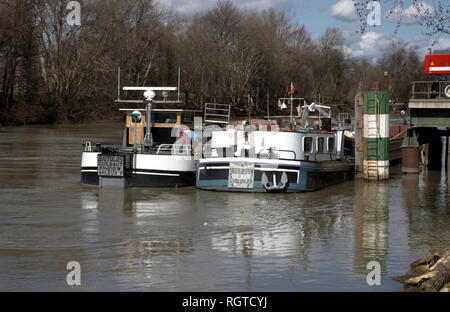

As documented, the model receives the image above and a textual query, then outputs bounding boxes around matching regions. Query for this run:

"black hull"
[81,172,99,185]
[132,172,196,188]
[81,171,196,188]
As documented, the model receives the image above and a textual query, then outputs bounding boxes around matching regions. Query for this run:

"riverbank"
[0,117,123,130]
[395,250,450,292]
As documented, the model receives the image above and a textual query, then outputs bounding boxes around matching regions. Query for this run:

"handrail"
[257,148,297,160]
[411,81,450,100]
[84,141,92,152]
[156,144,191,156]
[390,129,408,141]
[204,103,231,125]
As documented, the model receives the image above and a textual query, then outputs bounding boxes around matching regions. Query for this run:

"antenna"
[117,67,121,101]
[178,67,181,102]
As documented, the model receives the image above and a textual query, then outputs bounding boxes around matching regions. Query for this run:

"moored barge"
[81,87,201,188]
[197,101,354,193]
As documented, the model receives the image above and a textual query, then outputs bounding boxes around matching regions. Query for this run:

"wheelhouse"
[119,108,201,147]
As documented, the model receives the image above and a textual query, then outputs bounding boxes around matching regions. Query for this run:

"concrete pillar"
[445,136,449,170]
[401,130,419,173]
[421,143,429,166]
[363,91,389,180]
[428,137,443,170]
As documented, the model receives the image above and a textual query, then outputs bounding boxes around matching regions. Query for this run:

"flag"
[248,94,254,107]
[288,82,296,96]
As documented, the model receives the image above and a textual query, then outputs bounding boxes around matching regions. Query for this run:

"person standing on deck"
[179,125,201,156]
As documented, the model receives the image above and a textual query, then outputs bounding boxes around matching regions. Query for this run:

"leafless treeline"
[0,0,425,125]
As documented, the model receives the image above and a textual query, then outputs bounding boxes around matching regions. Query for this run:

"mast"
[178,66,181,102]
[145,96,153,146]
[290,91,293,127]
[117,67,121,101]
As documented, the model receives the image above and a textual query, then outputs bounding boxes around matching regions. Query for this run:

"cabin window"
[317,137,324,153]
[303,137,312,153]
[328,137,335,152]
[152,112,177,124]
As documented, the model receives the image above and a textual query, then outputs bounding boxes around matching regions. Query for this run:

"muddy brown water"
[0,122,449,291]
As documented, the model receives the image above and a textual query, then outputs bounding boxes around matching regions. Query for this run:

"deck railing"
[204,103,231,124]
[156,144,192,156]
[411,81,450,100]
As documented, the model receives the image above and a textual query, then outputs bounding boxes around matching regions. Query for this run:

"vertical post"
[363,91,389,180]
[145,100,153,147]
[134,121,138,150]
[401,129,420,174]
[178,66,181,102]
[290,93,293,126]
[428,137,443,170]
[446,135,449,170]
[354,93,364,175]
[248,93,251,122]
[117,67,121,101]
[267,91,270,119]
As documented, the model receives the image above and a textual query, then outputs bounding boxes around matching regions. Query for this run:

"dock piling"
[363,91,390,180]
[401,130,420,173]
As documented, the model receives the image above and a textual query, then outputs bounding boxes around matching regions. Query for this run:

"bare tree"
[34,0,113,121]
[354,0,449,35]
[377,41,423,102]
[0,0,37,124]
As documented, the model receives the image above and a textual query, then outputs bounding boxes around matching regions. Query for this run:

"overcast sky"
[162,0,450,59]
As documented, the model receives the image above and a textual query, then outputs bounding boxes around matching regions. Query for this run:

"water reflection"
[353,181,389,273]
[406,168,450,252]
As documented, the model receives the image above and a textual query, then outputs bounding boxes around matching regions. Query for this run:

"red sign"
[424,54,450,75]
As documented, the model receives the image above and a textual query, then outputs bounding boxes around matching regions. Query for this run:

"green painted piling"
[363,91,389,180]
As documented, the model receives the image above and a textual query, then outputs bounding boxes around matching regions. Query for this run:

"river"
[0,122,449,291]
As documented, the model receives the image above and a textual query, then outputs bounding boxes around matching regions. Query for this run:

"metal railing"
[411,81,450,100]
[257,148,297,160]
[156,144,192,156]
[84,141,92,152]
[204,103,231,124]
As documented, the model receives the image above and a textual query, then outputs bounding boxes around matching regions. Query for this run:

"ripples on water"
[0,123,449,291]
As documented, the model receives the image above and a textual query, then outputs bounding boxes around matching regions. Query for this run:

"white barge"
[196,101,354,193]
[81,87,201,188]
